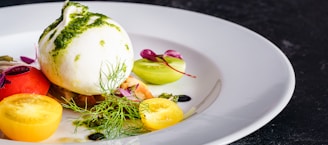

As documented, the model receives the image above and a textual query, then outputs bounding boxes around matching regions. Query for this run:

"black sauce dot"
[178,95,191,102]
[88,132,105,141]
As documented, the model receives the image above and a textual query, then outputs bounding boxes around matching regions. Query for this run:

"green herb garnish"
[63,95,147,139]
[158,93,179,103]
[63,61,149,140]
[0,55,14,61]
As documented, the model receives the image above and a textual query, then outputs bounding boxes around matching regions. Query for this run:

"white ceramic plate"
[0,1,295,145]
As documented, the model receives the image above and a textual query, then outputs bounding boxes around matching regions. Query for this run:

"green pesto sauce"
[39,16,62,41]
[108,23,121,32]
[53,13,109,53]
[122,63,127,73]
[74,54,80,62]
[39,2,123,63]
[100,40,105,47]
[124,44,130,51]
[49,29,57,40]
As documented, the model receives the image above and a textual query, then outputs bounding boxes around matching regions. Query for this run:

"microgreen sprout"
[163,49,183,59]
[140,49,196,78]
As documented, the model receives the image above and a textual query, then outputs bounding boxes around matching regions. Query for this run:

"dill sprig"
[63,61,149,140]
[99,60,127,96]
[63,95,145,139]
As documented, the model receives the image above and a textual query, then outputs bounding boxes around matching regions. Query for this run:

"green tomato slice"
[132,57,186,85]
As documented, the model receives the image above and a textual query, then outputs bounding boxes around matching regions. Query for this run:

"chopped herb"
[158,93,179,103]
[74,54,80,62]
[0,55,14,61]
[62,61,149,139]
[100,40,105,47]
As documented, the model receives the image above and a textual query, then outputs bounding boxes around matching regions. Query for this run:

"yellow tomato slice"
[0,93,63,142]
[139,98,183,130]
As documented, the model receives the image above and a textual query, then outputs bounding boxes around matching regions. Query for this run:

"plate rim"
[0,1,295,145]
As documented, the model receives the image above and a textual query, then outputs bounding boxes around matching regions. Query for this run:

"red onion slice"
[119,88,131,97]
[5,65,30,75]
[0,73,5,87]
[20,56,35,64]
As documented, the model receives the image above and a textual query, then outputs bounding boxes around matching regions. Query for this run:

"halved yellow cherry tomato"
[0,93,63,142]
[139,98,183,130]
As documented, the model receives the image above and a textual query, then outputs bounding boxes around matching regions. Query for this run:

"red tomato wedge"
[0,66,50,101]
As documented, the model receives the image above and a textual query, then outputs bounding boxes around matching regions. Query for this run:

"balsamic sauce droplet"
[88,132,105,141]
[178,95,191,102]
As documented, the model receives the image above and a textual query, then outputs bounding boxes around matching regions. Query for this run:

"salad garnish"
[63,95,146,139]
[140,49,196,78]
[0,1,195,142]
[62,62,149,139]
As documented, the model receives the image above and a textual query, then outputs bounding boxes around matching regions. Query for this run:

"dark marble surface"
[1,0,327,144]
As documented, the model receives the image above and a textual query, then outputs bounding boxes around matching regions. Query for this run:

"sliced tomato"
[139,98,184,130]
[0,93,63,142]
[0,66,50,101]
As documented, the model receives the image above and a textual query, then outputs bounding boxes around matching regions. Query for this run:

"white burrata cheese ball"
[38,1,133,95]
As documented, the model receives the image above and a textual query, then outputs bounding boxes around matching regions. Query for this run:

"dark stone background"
[1,0,327,144]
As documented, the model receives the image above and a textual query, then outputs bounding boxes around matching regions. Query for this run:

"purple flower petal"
[20,56,35,64]
[140,49,158,62]
[5,66,30,75]
[135,83,139,90]
[0,73,5,88]
[164,50,183,59]
[119,88,131,96]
